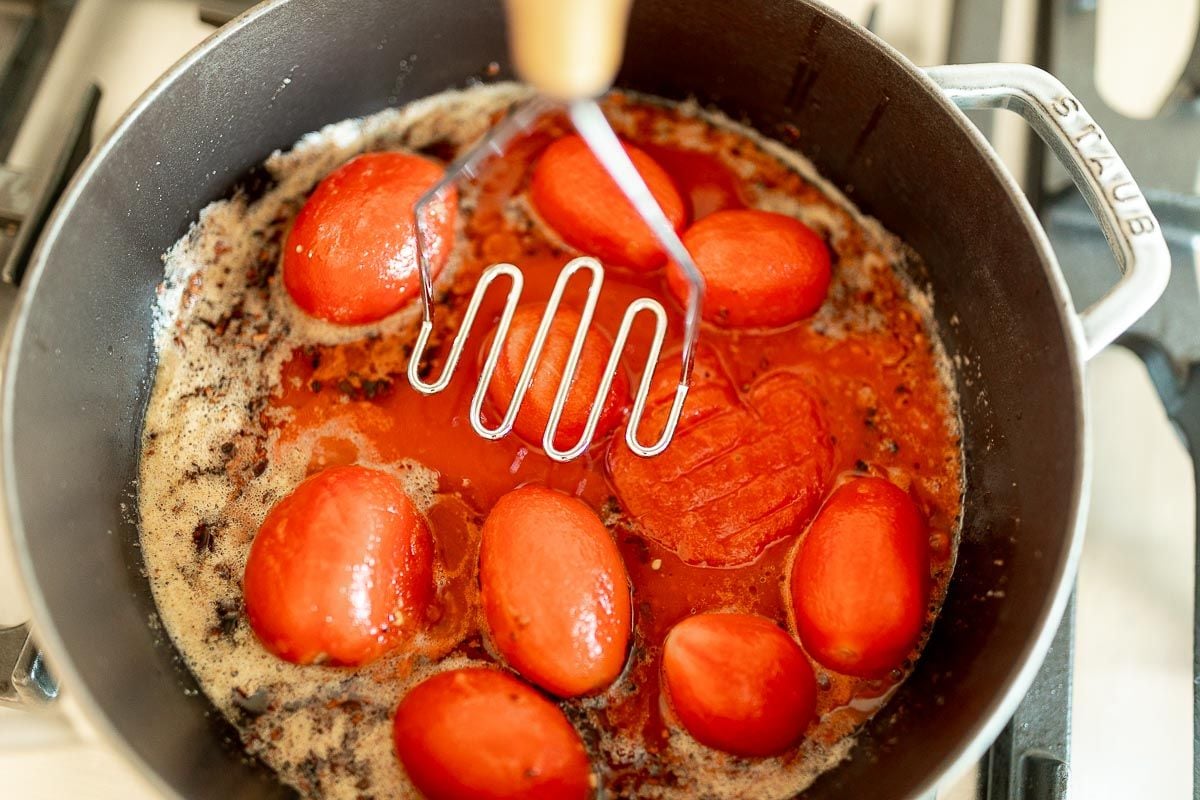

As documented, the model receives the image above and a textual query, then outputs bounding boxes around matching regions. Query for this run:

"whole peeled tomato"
[531,135,686,271]
[480,485,632,696]
[640,143,745,220]
[393,668,592,800]
[661,613,817,757]
[790,477,929,677]
[667,209,831,328]
[283,151,456,325]
[243,464,433,666]
[485,303,630,451]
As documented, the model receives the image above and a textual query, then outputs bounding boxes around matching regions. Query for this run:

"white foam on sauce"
[139,82,962,800]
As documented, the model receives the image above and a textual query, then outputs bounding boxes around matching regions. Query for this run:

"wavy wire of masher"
[406,96,706,463]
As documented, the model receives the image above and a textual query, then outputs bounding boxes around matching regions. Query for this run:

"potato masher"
[406,0,705,462]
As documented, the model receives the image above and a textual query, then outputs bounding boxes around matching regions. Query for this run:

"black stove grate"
[0,0,76,279]
[0,1,75,161]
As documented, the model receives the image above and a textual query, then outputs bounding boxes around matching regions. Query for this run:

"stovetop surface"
[0,2,1195,799]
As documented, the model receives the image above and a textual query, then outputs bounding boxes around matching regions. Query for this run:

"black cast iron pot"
[0,0,1170,798]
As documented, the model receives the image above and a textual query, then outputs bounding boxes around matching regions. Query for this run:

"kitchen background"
[0,1,1195,798]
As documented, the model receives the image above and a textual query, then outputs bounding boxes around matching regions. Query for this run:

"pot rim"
[0,1,1090,798]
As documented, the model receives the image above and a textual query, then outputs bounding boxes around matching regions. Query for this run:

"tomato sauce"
[268,100,962,791]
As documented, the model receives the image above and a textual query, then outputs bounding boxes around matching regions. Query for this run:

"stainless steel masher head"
[405,0,706,463]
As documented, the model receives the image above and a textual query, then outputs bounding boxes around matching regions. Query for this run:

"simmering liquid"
[139,84,962,799]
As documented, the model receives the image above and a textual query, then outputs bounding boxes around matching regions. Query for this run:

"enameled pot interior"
[6,1,1081,798]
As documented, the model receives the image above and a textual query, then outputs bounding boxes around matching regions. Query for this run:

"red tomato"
[790,477,929,677]
[640,143,745,220]
[661,613,817,757]
[393,668,592,800]
[530,135,686,271]
[667,209,831,328]
[283,151,456,325]
[607,356,834,566]
[243,464,433,666]
[480,485,631,696]
[485,303,630,451]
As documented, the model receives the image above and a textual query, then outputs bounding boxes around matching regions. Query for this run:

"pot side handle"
[0,622,58,706]
[926,63,1170,361]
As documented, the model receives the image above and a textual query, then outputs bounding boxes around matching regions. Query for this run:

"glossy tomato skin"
[480,485,632,696]
[283,151,456,325]
[790,477,929,677]
[640,143,745,221]
[667,209,831,328]
[531,135,686,271]
[661,613,817,757]
[243,464,433,666]
[393,668,592,800]
[485,303,630,451]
